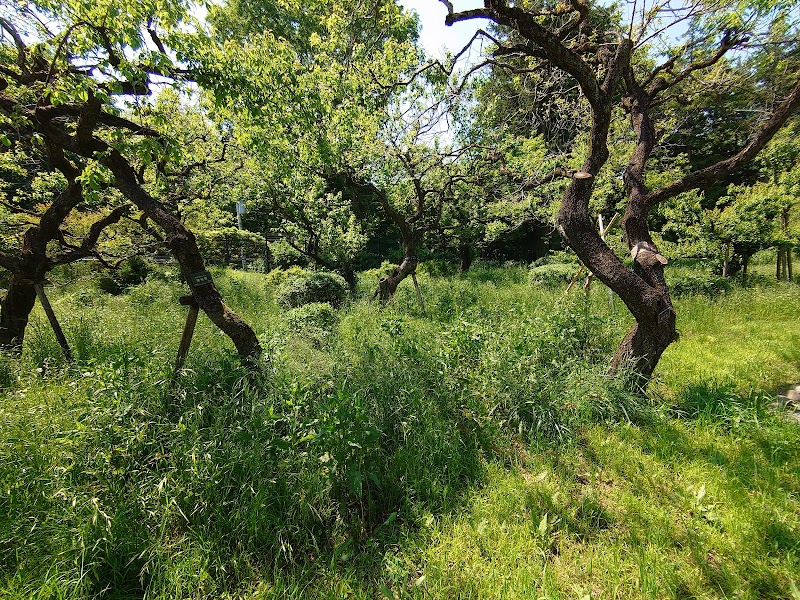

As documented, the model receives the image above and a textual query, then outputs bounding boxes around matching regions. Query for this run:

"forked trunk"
[376,233,422,304]
[0,275,37,354]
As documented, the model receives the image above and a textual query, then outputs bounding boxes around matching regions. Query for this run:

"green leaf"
[538,513,549,536]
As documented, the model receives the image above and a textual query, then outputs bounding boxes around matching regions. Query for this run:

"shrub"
[264,266,309,290]
[196,227,266,265]
[275,271,349,309]
[668,273,731,298]
[285,302,339,332]
[528,263,578,287]
[97,256,154,295]
[419,258,458,278]
[532,251,579,267]
[361,260,399,283]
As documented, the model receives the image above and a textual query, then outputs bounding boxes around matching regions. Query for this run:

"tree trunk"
[342,267,357,293]
[378,255,419,303]
[0,275,37,354]
[723,242,731,277]
[777,247,784,280]
[557,62,677,385]
[105,151,262,362]
[458,243,473,274]
[376,232,422,304]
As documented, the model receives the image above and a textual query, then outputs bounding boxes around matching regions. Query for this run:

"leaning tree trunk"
[106,151,262,361]
[378,255,419,303]
[377,234,422,303]
[0,274,37,354]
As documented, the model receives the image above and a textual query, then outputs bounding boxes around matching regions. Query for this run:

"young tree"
[200,0,421,290]
[0,0,261,359]
[439,0,800,382]
[709,182,782,277]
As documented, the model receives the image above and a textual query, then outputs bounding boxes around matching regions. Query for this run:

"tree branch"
[646,78,800,207]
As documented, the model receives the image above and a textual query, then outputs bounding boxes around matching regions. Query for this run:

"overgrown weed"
[1,263,799,598]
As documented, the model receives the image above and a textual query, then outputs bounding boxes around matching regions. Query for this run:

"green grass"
[1,263,799,599]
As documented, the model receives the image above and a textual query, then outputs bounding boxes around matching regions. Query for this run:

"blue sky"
[399,0,485,60]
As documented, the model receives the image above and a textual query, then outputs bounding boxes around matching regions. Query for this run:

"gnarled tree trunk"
[377,233,422,303]
[0,274,37,353]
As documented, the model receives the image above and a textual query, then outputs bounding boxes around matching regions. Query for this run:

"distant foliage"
[418,259,459,278]
[275,271,349,308]
[196,228,266,266]
[268,239,310,269]
[668,272,732,298]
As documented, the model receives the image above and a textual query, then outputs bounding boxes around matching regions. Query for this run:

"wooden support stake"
[173,294,199,377]
[411,273,426,313]
[562,265,586,299]
[34,283,72,361]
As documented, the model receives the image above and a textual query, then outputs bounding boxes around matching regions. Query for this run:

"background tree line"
[1,0,799,382]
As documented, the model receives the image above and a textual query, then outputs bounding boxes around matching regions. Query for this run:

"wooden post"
[173,294,199,377]
[562,265,585,299]
[411,273,426,313]
[33,282,72,361]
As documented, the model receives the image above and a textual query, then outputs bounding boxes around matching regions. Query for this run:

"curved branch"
[645,77,800,207]
[0,16,28,74]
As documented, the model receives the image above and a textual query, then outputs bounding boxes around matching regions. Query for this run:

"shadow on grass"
[576,405,800,599]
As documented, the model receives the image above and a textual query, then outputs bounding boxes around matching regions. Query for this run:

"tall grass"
[1,263,798,598]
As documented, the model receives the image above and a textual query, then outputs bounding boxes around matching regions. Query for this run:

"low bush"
[285,302,338,332]
[275,271,349,308]
[668,272,731,297]
[528,262,578,287]
[96,256,156,295]
[264,265,309,290]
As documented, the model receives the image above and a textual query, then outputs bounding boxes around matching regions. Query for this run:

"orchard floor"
[1,264,799,599]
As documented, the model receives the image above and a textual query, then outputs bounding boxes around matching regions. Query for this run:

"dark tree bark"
[442,0,800,383]
[377,230,423,304]
[0,16,261,363]
[0,275,37,353]
[105,151,261,361]
[458,243,474,274]
[0,94,263,362]
[0,179,127,355]
[342,267,357,293]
